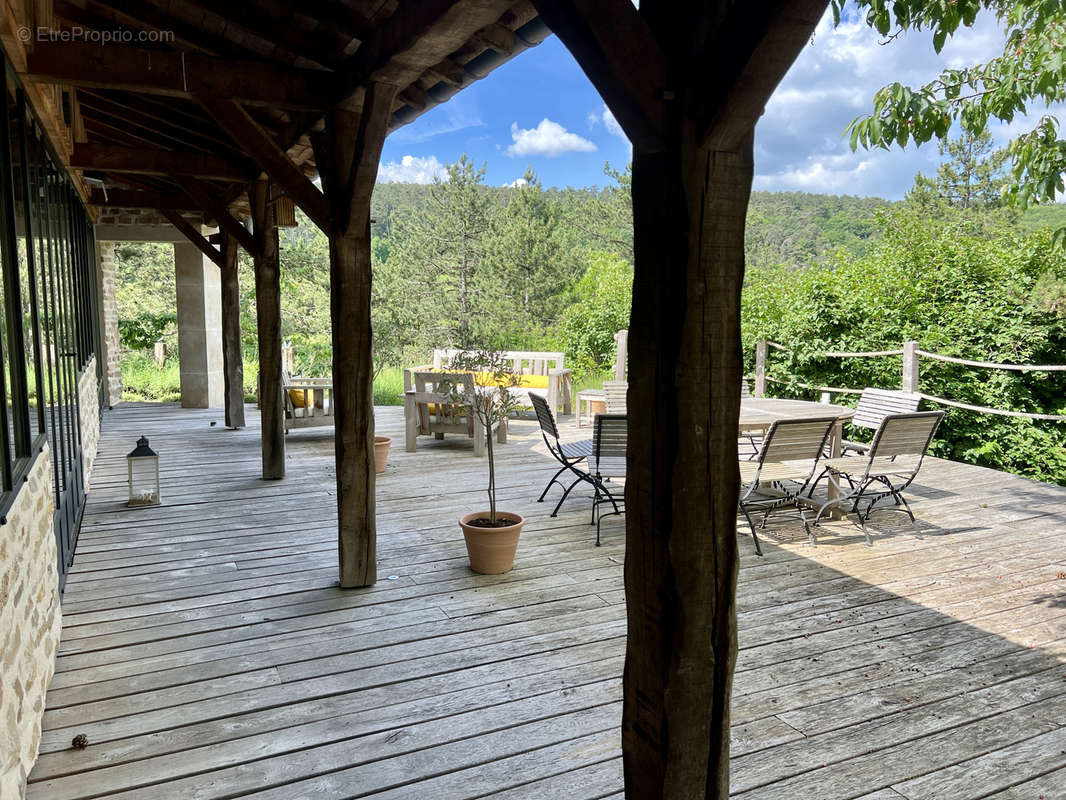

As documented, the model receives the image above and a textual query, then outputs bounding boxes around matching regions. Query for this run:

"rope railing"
[819,348,904,358]
[915,349,1066,372]
[754,338,1066,423]
[916,393,1066,422]
[764,376,863,395]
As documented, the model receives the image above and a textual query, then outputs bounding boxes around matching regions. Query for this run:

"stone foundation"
[78,357,100,490]
[0,448,60,799]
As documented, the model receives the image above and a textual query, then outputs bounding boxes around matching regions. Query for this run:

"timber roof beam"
[530,0,667,153]
[71,143,257,183]
[24,42,335,110]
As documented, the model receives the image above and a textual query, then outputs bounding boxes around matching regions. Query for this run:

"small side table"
[576,389,606,428]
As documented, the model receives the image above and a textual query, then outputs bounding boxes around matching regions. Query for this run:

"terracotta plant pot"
[459,511,526,574]
[374,436,392,474]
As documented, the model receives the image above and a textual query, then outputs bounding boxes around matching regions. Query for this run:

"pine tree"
[484,167,576,342]
[908,130,1009,210]
[386,155,494,349]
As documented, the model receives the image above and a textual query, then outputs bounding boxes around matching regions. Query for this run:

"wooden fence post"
[902,340,920,394]
[613,329,628,382]
[282,341,295,375]
[754,339,768,397]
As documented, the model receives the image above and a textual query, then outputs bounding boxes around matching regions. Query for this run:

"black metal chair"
[590,413,627,545]
[530,393,594,517]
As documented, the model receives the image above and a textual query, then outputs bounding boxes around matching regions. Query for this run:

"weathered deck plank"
[28,402,1066,799]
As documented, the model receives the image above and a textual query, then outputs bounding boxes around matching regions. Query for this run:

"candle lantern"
[127,436,160,507]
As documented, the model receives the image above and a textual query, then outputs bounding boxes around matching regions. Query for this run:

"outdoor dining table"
[739,397,857,518]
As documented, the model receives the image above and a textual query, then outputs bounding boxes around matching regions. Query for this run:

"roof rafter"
[161,209,225,268]
[24,42,335,109]
[176,177,259,256]
[89,188,199,210]
[71,142,256,182]
[200,97,330,232]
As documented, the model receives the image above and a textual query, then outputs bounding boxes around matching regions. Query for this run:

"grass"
[122,355,614,409]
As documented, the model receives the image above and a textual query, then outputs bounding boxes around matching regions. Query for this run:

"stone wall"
[78,357,100,490]
[95,243,121,406]
[0,447,60,799]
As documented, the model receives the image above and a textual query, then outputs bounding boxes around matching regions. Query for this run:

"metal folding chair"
[842,388,921,455]
[590,413,627,546]
[530,393,594,516]
[815,410,944,544]
[739,416,838,555]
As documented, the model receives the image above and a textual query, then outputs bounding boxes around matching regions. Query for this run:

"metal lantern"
[127,436,160,507]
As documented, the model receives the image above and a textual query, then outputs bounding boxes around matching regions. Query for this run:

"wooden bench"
[402,370,506,455]
[418,349,573,415]
[282,372,335,432]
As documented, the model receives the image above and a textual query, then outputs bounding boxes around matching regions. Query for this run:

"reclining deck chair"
[843,388,922,455]
[739,416,838,555]
[814,410,944,544]
[530,393,593,516]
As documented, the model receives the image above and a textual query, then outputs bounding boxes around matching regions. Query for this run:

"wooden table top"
[739,398,856,431]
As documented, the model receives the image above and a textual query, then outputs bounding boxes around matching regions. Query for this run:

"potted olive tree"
[444,350,525,574]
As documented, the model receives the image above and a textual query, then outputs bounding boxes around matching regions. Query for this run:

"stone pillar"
[174,239,224,408]
[95,241,122,406]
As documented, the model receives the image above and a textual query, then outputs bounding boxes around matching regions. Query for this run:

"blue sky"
[378,9,1058,199]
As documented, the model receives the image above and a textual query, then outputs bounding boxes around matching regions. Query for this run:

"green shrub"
[559,251,632,373]
[743,207,1066,485]
[119,312,176,351]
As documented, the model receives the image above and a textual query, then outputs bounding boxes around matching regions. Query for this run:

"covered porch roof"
[10,0,549,225]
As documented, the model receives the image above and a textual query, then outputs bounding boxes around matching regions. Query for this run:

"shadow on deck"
[28,402,1066,799]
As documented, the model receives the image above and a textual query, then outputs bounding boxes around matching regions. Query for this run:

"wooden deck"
[28,401,1066,799]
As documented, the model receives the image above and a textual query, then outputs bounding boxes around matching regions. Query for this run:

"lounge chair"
[590,413,627,546]
[603,380,627,414]
[739,380,761,457]
[530,393,594,516]
[843,388,921,455]
[814,410,944,544]
[739,416,838,555]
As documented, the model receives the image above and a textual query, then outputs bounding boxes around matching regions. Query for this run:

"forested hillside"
[114,136,1066,485]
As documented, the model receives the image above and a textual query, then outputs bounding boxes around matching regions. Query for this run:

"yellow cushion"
[289,388,322,408]
[472,371,549,390]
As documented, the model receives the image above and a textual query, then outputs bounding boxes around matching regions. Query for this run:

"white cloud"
[504,177,529,188]
[601,107,626,141]
[390,97,485,144]
[377,155,446,184]
[588,104,629,143]
[751,8,1059,198]
[505,119,597,158]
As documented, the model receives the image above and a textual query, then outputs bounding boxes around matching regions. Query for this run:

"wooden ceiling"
[1,0,548,223]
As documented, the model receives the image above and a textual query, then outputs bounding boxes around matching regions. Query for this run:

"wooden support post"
[533,1,826,797]
[220,231,245,429]
[251,179,284,479]
[903,339,920,394]
[313,82,398,588]
[623,134,752,800]
[754,338,768,397]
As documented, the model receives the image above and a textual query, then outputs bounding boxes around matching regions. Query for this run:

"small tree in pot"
[442,349,525,573]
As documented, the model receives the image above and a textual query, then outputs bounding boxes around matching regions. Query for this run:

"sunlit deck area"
[28,402,1066,799]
